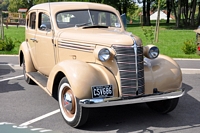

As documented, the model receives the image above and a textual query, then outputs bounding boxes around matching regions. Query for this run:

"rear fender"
[19,41,36,72]
[47,60,118,99]
[144,54,182,94]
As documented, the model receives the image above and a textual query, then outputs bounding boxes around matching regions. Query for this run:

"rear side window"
[29,12,36,29]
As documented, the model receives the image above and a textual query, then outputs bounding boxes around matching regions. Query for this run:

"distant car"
[19,2,184,127]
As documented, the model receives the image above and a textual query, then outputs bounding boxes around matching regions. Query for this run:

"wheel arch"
[52,71,66,100]
[144,54,182,94]
[47,60,118,100]
[19,41,36,72]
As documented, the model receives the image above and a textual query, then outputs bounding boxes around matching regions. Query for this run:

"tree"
[0,0,9,11]
[166,0,172,23]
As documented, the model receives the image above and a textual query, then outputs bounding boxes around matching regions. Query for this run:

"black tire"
[58,77,89,127]
[22,57,35,85]
[146,98,179,114]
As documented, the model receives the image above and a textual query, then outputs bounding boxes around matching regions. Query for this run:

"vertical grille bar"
[112,45,144,97]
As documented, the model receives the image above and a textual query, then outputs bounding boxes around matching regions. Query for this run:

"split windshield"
[56,10,121,28]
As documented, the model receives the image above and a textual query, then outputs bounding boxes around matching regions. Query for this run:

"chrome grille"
[112,45,144,97]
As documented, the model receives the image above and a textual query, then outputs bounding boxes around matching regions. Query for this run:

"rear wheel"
[22,57,35,84]
[58,77,89,127]
[146,98,179,114]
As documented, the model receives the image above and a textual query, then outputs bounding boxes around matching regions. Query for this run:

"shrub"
[182,39,196,54]
[141,26,154,44]
[0,35,16,51]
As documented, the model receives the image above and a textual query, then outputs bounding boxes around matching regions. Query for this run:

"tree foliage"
[4,0,200,28]
[0,0,9,11]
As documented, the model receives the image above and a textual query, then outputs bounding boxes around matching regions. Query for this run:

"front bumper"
[79,88,185,108]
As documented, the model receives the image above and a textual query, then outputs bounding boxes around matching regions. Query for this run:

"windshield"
[56,10,121,28]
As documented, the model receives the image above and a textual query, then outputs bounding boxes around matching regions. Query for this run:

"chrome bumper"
[79,89,185,108]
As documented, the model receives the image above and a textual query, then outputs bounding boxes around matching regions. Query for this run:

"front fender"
[144,54,182,94]
[47,60,118,99]
[19,41,36,72]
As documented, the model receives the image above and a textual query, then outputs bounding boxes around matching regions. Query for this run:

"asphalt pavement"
[0,55,200,133]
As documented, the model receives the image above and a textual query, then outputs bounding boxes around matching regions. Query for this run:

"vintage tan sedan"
[19,2,184,127]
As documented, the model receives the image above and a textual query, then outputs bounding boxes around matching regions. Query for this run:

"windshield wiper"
[82,25,108,29]
[75,22,91,27]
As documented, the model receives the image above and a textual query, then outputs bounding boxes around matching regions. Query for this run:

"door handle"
[30,38,38,42]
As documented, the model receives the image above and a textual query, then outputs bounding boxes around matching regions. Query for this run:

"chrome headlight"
[98,48,110,62]
[149,46,159,59]
[144,45,159,59]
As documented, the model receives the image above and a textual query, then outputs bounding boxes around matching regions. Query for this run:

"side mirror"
[40,24,48,31]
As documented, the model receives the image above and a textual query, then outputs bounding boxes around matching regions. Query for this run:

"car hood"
[57,28,142,47]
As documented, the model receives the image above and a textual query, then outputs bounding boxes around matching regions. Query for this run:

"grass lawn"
[0,24,200,58]
[127,24,199,58]
[0,26,25,55]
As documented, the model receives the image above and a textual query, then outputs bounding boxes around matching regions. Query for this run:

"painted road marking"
[181,68,200,74]
[0,122,55,133]
[0,75,24,82]
[19,109,60,126]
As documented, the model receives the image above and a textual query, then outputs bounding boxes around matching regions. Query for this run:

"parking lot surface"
[0,55,200,133]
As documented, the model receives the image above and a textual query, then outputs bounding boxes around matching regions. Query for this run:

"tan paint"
[47,60,118,99]
[144,55,182,94]
[20,2,182,101]
[19,41,36,72]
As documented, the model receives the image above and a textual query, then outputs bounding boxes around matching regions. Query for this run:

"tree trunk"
[123,0,127,16]
[191,0,197,26]
[166,0,172,23]
[172,0,177,21]
[146,0,151,26]
[198,4,200,25]
[177,0,181,27]
[182,0,189,26]
[118,2,122,15]
[143,0,146,26]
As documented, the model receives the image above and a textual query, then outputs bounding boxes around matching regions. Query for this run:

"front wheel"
[146,98,179,114]
[58,77,89,127]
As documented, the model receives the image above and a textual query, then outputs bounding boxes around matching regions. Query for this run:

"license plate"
[92,85,113,98]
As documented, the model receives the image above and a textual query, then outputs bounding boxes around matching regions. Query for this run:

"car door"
[26,11,39,70]
[34,11,56,76]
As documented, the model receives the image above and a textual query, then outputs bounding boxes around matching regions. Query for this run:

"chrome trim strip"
[133,39,138,92]
[79,89,185,108]
[58,40,95,52]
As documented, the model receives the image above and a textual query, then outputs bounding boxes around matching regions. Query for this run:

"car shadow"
[0,80,25,93]
[0,63,16,76]
[0,63,25,93]
[80,83,200,132]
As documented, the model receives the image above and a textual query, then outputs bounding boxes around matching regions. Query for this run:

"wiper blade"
[75,22,91,27]
[83,25,108,29]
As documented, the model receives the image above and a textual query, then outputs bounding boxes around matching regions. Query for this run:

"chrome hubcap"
[63,93,73,111]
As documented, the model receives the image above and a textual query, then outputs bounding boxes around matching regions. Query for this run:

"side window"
[29,12,36,29]
[26,14,29,28]
[98,12,118,27]
[90,10,120,28]
[98,13,106,26]
[38,13,51,31]
[110,14,119,27]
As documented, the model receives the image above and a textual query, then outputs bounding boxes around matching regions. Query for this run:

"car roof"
[29,2,118,13]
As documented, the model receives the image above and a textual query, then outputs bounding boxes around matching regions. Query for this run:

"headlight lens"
[149,46,159,59]
[98,48,110,62]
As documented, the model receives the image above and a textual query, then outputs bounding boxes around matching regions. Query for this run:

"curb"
[181,68,200,74]
[0,55,200,60]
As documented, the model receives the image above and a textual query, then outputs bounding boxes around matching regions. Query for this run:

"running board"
[27,72,48,88]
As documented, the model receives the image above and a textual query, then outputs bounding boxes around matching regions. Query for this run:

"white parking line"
[181,68,200,74]
[0,75,24,82]
[19,109,60,126]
